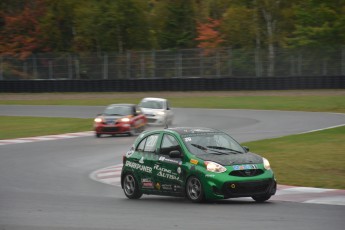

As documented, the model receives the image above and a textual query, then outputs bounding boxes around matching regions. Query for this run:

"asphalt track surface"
[0,105,345,230]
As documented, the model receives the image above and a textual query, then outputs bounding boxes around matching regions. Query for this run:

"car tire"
[123,173,142,199]
[252,194,271,202]
[186,176,204,203]
[96,133,101,138]
[128,128,136,136]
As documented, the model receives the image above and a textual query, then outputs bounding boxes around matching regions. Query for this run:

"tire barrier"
[0,76,344,92]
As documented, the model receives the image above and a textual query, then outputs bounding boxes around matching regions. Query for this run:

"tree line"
[0,0,344,75]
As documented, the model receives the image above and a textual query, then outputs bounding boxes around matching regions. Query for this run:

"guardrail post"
[228,48,232,77]
[49,61,53,79]
[341,46,345,76]
[103,53,108,79]
[68,54,73,79]
[0,56,3,80]
[126,51,131,78]
[32,54,38,79]
[75,58,80,79]
[152,50,156,78]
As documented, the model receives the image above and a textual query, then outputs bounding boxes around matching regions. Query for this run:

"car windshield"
[104,105,132,116]
[181,132,245,155]
[140,100,163,109]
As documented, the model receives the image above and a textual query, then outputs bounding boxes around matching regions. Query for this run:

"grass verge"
[0,116,92,139]
[1,94,345,113]
[243,126,345,189]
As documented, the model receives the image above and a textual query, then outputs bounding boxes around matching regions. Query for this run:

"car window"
[135,106,142,115]
[104,105,132,116]
[137,138,147,152]
[160,134,180,155]
[182,132,245,155]
[140,100,163,109]
[136,134,159,153]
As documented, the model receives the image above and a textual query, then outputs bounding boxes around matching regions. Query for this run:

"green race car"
[121,127,276,203]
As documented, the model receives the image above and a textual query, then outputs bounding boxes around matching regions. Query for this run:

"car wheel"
[96,133,101,138]
[186,176,204,203]
[138,124,146,133]
[252,194,271,202]
[123,173,142,199]
[128,128,137,136]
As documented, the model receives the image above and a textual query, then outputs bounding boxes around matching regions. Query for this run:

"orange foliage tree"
[195,17,224,52]
[0,0,49,60]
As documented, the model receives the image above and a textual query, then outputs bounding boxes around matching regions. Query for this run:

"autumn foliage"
[195,18,224,51]
[0,0,49,60]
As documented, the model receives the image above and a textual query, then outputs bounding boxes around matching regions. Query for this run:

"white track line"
[0,131,94,146]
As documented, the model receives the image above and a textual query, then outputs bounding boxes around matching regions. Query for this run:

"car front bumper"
[94,123,131,134]
[202,170,276,200]
[145,114,166,125]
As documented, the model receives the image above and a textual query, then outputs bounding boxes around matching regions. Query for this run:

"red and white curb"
[0,131,94,146]
[91,164,345,206]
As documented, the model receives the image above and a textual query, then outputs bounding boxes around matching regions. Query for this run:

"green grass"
[243,126,345,189]
[1,95,345,113]
[0,116,92,139]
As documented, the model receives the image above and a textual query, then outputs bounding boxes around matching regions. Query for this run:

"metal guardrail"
[1,47,345,80]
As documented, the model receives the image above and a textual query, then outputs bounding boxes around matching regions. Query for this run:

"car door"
[126,133,160,191]
[131,105,146,129]
[165,100,173,124]
[152,133,184,195]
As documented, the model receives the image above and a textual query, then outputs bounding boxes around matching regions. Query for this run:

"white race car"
[138,97,174,126]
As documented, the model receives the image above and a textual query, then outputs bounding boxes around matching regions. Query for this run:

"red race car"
[93,104,147,137]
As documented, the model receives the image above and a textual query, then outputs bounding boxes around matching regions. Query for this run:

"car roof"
[166,127,220,135]
[107,103,136,107]
[140,97,167,102]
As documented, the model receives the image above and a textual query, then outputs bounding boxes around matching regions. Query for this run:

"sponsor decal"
[190,159,198,165]
[155,182,161,190]
[139,156,144,164]
[154,164,180,181]
[161,184,173,191]
[159,156,182,165]
[205,174,215,178]
[173,185,182,192]
[184,137,192,142]
[233,164,258,170]
[125,161,152,173]
[126,147,134,157]
[142,182,154,188]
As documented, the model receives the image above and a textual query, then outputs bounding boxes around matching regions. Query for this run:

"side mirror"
[242,146,249,152]
[169,150,182,158]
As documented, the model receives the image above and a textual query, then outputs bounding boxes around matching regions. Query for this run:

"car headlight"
[204,161,227,173]
[263,158,271,170]
[156,111,165,116]
[94,117,103,123]
[120,117,130,122]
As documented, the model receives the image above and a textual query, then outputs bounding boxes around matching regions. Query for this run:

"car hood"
[195,152,263,166]
[140,108,165,114]
[100,114,127,122]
